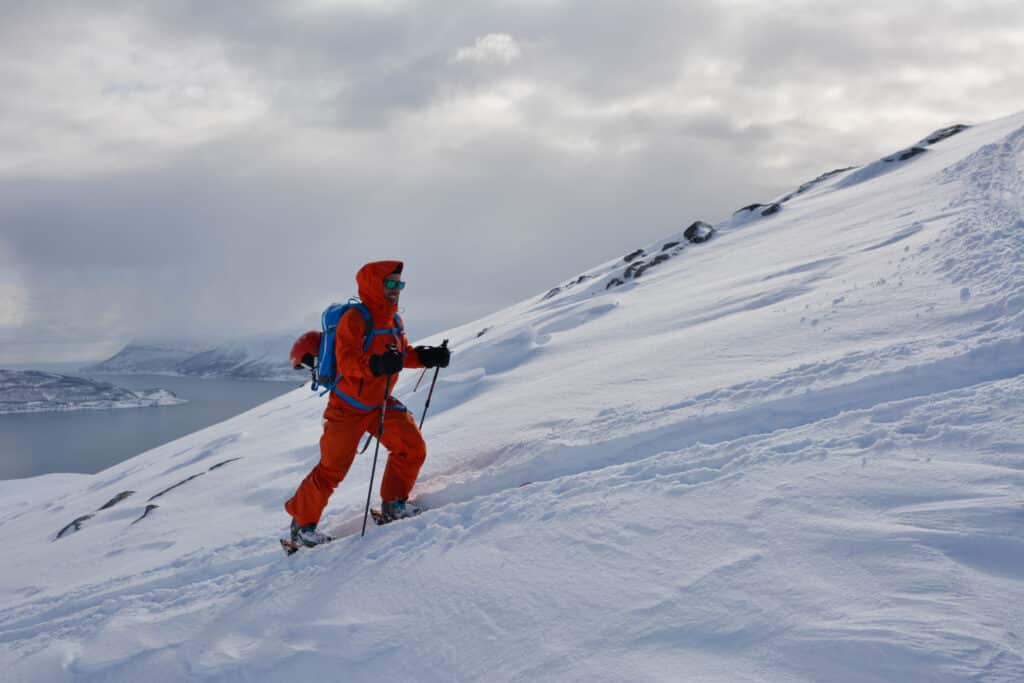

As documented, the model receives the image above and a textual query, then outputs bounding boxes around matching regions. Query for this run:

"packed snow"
[0,370,184,415]
[2,112,1023,682]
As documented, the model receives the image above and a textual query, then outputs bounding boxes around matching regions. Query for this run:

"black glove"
[415,345,450,368]
[369,349,404,376]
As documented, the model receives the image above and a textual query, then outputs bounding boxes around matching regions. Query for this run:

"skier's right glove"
[369,349,404,376]
[414,345,450,368]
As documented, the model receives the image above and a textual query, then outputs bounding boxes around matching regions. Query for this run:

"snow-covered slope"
[84,336,297,381]
[0,369,184,414]
[2,113,1023,682]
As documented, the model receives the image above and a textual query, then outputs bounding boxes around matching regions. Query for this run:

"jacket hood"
[356,260,403,315]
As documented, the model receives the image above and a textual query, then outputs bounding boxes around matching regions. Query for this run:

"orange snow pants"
[284,402,427,527]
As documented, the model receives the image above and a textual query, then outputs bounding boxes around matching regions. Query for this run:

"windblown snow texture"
[2,113,1024,682]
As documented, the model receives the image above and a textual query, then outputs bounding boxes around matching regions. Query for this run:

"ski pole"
[362,356,396,538]
[418,339,448,431]
[413,367,428,392]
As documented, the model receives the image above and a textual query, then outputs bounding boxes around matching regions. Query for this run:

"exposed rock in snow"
[836,123,971,191]
[623,248,646,262]
[684,221,715,243]
[733,201,783,219]
[779,167,857,202]
[920,123,970,145]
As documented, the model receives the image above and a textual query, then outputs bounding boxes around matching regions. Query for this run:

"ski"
[279,505,424,554]
[279,538,302,555]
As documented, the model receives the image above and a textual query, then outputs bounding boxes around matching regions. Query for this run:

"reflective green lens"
[384,279,406,290]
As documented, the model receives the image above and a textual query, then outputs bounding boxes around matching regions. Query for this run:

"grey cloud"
[2,0,1023,363]
[730,2,1024,81]
[101,1,730,124]
[337,54,452,129]
[1,108,776,347]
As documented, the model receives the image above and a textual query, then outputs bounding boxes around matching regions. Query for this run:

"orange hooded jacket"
[327,260,423,413]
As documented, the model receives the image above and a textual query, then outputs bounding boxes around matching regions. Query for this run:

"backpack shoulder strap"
[346,303,402,353]
[333,303,372,342]
[346,302,373,351]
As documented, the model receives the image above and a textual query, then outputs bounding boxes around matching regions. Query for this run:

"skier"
[284,260,450,547]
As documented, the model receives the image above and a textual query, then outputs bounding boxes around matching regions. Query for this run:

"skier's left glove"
[414,345,450,368]
[369,349,404,376]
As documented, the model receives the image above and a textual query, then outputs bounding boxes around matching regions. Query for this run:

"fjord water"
[0,374,297,480]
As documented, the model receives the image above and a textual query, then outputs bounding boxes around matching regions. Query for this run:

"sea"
[0,369,299,480]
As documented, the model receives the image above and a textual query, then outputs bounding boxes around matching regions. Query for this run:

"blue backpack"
[313,300,404,394]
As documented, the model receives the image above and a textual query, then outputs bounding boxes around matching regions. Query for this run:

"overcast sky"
[1,0,1023,364]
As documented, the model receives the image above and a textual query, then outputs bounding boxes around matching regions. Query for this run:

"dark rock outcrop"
[734,203,782,218]
[148,473,206,502]
[781,167,857,202]
[920,124,969,146]
[54,459,243,539]
[684,222,715,243]
[884,147,927,162]
[98,491,134,510]
[55,515,94,540]
[736,203,766,214]
[540,275,592,302]
[208,458,242,471]
[623,249,645,263]
[131,505,159,525]
[605,220,715,289]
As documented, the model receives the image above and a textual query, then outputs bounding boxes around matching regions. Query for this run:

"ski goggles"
[383,279,406,291]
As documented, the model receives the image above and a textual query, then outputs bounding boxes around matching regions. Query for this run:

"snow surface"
[2,112,1024,682]
[0,370,185,415]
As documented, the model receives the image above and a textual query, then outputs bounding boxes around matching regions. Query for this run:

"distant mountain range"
[83,336,299,381]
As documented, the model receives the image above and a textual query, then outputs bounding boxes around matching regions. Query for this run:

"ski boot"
[291,519,332,547]
[373,498,421,525]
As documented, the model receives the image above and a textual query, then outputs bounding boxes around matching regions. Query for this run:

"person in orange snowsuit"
[285,260,450,546]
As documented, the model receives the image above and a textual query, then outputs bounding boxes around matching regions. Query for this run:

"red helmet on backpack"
[290,330,321,370]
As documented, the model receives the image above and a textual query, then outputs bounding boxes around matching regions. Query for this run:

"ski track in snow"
[3,114,1024,682]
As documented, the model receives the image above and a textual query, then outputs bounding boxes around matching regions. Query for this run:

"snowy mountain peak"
[85,337,298,381]
[3,112,1023,682]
